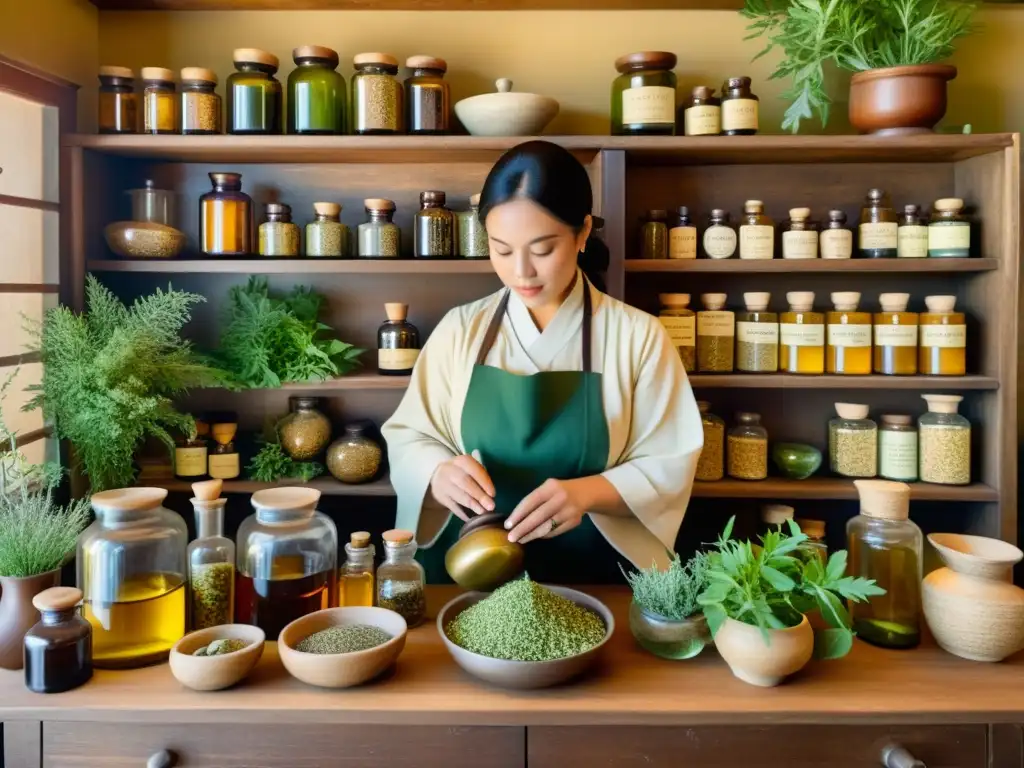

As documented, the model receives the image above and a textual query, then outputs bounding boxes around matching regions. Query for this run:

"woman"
[382,140,701,583]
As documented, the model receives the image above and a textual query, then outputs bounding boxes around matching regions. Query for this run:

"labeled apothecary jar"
[227,48,282,134]
[208,416,240,480]
[188,494,235,631]
[820,210,853,259]
[352,52,403,135]
[739,200,774,260]
[288,46,346,135]
[736,292,778,373]
[414,190,454,258]
[879,414,918,482]
[278,396,332,460]
[828,402,877,479]
[919,394,970,485]
[359,198,401,258]
[405,55,450,134]
[235,488,338,637]
[77,488,187,669]
[897,204,928,259]
[859,188,898,258]
[327,421,384,484]
[142,67,177,134]
[377,529,427,627]
[611,51,677,136]
[720,76,759,135]
[727,412,768,481]
[457,194,489,258]
[928,198,971,258]
[703,209,737,259]
[919,295,966,376]
[782,208,817,259]
[24,587,93,694]
[378,302,421,376]
[681,86,720,136]
[668,207,697,260]
[259,203,301,257]
[658,293,696,372]
[874,292,918,375]
[306,202,349,258]
[98,66,137,134]
[180,67,221,135]
[696,401,724,481]
[696,293,734,373]
[200,172,253,256]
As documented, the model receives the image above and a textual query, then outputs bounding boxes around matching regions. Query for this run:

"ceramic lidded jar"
[326,421,384,484]
[454,78,559,137]
[445,513,525,592]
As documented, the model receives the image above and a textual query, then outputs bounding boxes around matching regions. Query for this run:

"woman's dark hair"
[478,140,610,292]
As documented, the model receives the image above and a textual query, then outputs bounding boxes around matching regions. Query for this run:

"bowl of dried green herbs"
[169,624,265,691]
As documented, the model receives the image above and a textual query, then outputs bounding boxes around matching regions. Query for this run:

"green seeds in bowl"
[296,624,392,655]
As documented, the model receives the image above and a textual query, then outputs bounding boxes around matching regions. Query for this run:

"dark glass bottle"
[288,46,346,135]
[720,76,759,136]
[611,51,677,136]
[98,66,137,134]
[200,172,253,256]
[414,190,454,258]
[378,303,421,376]
[24,587,93,694]
[681,85,721,136]
[897,204,929,259]
[405,55,450,134]
[820,210,853,260]
[227,48,282,135]
[858,188,898,258]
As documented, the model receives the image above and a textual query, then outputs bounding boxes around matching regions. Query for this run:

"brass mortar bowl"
[445,513,525,592]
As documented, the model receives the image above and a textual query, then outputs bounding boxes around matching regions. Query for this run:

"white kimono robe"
[381,271,703,571]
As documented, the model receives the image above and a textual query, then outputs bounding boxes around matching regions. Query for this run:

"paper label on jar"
[828,324,872,347]
[859,221,898,250]
[621,86,676,126]
[739,225,774,259]
[928,224,971,251]
[736,321,779,344]
[684,104,720,136]
[780,323,825,346]
[703,225,737,259]
[874,324,918,347]
[697,311,735,337]
[669,226,698,259]
[819,229,853,259]
[920,325,966,348]
[722,98,758,131]
[208,452,240,480]
[379,348,421,370]
[660,316,696,346]
[175,446,207,477]
[782,230,818,260]
[897,225,929,258]
[879,431,918,481]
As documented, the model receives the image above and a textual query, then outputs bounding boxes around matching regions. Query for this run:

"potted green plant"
[742,0,977,134]
[698,517,884,687]
[621,552,712,660]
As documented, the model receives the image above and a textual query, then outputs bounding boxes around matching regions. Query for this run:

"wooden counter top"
[1,587,1021,727]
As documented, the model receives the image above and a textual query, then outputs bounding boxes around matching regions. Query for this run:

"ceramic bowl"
[771,442,822,480]
[169,624,266,691]
[278,606,407,689]
[437,585,613,689]
[105,221,186,259]
[454,78,560,137]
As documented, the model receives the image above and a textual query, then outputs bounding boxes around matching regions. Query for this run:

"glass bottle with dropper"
[340,531,375,607]
[187,479,235,631]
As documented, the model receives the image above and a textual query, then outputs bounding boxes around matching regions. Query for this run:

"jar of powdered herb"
[918,394,970,485]
[829,402,877,479]
[377,529,426,627]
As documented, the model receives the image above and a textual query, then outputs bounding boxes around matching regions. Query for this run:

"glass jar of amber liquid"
[659,293,696,373]
[98,66,137,134]
[873,293,918,375]
[201,172,253,256]
[288,46,346,135]
[928,198,971,258]
[228,48,282,135]
[352,52,403,135]
[681,85,720,136]
[739,200,774,260]
[858,188,897,258]
[259,203,301,257]
[820,210,853,259]
[827,291,872,375]
[405,55,450,134]
[180,67,221,135]
[782,207,817,259]
[897,204,928,259]
[919,295,966,375]
[611,51,677,136]
[720,76,759,135]
[780,291,824,374]
[736,292,778,373]
[340,532,375,607]
[141,67,177,134]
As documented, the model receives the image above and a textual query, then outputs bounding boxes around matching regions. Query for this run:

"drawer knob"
[147,750,177,768]
[881,744,926,768]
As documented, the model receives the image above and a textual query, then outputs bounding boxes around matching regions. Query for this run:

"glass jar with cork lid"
[782,208,818,259]
[414,191,454,258]
[378,302,421,376]
[306,202,349,258]
[697,293,734,373]
[377,529,427,627]
[919,295,966,376]
[735,292,778,372]
[259,203,301,258]
[897,204,928,259]
[696,402,725,481]
[141,67,177,135]
[829,402,877,479]
[405,55,450,134]
[340,532,375,607]
[820,210,853,259]
[878,414,918,482]
[928,198,971,258]
[780,291,824,375]
[720,76,759,135]
[658,293,696,372]
[858,188,897,258]
[611,51,677,136]
[288,46,346,135]
[352,52,403,135]
[703,209,737,259]
[457,194,489,259]
[187,479,235,631]
[98,66,137,134]
[227,48,282,135]
[180,67,221,135]
[727,412,768,481]
[359,199,401,258]
[873,293,918,375]
[682,85,721,136]
[919,394,971,485]
[826,291,872,375]
[200,172,253,257]
[739,200,774,260]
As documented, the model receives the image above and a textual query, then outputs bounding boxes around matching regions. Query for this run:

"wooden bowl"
[169,625,265,691]
[437,585,614,689]
[278,607,407,689]
[104,221,185,259]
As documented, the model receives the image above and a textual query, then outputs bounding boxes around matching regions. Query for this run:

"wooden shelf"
[86,259,495,274]
[152,475,396,496]
[87,0,743,9]
[626,258,998,273]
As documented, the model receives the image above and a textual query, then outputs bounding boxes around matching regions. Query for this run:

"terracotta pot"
[923,533,1024,662]
[0,569,62,670]
[714,615,813,687]
[848,64,957,136]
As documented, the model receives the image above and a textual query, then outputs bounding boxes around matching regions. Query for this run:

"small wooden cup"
[169,625,265,691]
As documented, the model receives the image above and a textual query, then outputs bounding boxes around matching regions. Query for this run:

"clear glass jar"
[611,51,677,136]
[235,488,338,637]
[826,291,872,375]
[720,76,759,135]
[739,200,774,260]
[359,198,401,258]
[200,172,253,257]
[928,198,971,258]
[696,292,734,373]
[727,412,768,481]
[180,67,221,135]
[735,291,778,372]
[306,202,349,258]
[78,488,187,669]
[780,291,824,374]
[227,48,282,135]
[327,421,384,484]
[377,529,426,627]
[703,209,737,259]
[259,203,301,257]
[858,188,897,258]
[879,414,918,482]
[897,204,928,259]
[919,295,966,376]
[641,210,669,259]
[278,396,332,461]
[919,394,971,485]
[796,518,828,563]
[405,55,450,134]
[828,402,877,478]
[129,180,176,228]
[658,293,696,372]
[874,292,918,375]
[681,85,720,136]
[98,66,137,134]
[288,45,346,135]
[695,401,725,481]
[782,207,818,259]
[414,190,454,258]
[352,52,403,135]
[340,532,375,607]
[820,210,853,260]
[378,302,421,376]
[24,587,92,694]
[187,493,234,632]
[141,67,177,134]
[669,206,697,260]
[457,193,489,259]
[848,479,922,649]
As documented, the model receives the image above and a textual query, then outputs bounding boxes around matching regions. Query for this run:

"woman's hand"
[504,478,588,544]
[429,452,496,521]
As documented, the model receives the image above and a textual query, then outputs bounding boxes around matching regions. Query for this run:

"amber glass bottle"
[919,295,966,375]
[873,293,918,375]
[780,291,824,374]
[200,172,253,256]
[720,76,759,135]
[739,200,774,260]
[827,292,872,375]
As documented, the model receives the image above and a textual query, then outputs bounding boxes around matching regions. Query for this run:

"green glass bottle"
[288,45,346,135]
[227,48,282,135]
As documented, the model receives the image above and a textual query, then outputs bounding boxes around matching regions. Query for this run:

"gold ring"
[550,519,560,531]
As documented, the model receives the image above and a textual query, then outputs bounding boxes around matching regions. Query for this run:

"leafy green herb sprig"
[621,551,712,622]
[246,441,324,483]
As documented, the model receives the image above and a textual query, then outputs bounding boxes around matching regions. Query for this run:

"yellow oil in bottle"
[340,572,375,607]
[848,541,921,649]
[919,295,966,375]
[873,293,918,375]
[84,572,186,669]
[339,531,376,607]
[826,291,872,375]
[779,291,824,374]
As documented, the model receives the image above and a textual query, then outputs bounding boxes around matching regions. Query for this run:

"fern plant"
[743,0,977,132]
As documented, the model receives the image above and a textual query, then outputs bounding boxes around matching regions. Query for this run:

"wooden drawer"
[44,723,525,768]
[528,725,988,768]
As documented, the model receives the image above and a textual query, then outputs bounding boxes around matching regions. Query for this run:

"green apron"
[418,276,625,585]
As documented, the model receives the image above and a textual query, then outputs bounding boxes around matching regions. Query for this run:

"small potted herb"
[698,517,884,687]
[621,552,712,660]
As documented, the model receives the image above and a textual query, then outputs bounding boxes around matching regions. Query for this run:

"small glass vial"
[879,414,918,482]
[720,76,759,135]
[739,200,774,260]
[141,67,177,134]
[378,302,421,376]
[668,206,697,260]
[697,292,734,373]
[227,48,282,135]
[352,52,403,135]
[180,67,221,135]
[414,190,454,258]
[24,587,92,694]
[695,401,725,481]
[377,529,427,627]
[201,172,253,257]
[897,204,929,259]
[858,188,898,258]
[727,412,768,480]
[819,210,853,259]
[288,45,346,135]
[826,291,872,375]
[703,209,737,259]
[98,66,137,134]
[175,431,208,480]
[306,202,349,258]
[796,518,828,563]
[735,291,778,373]
[874,293,918,375]
[780,291,824,375]
[359,198,401,258]
[340,531,376,607]
[457,194,489,259]
[919,295,966,376]
[208,417,240,480]
[641,210,669,259]
[188,488,235,631]
[782,207,818,259]
[682,85,721,136]
[848,479,922,649]
[405,55,450,134]
[928,198,971,258]
[829,402,877,479]
[919,394,971,485]
[658,293,696,372]
[259,203,301,257]
[611,51,677,136]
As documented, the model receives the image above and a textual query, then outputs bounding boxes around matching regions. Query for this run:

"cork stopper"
[234,48,279,70]
[384,302,408,322]
[99,65,134,79]
[744,200,764,213]
[934,198,964,212]
[789,207,811,221]
[786,291,815,311]
[364,198,396,212]
[180,67,217,84]
[293,46,339,65]
[743,292,770,311]
[692,85,714,99]
[854,479,910,521]
[141,67,175,83]
[350,531,372,548]
[383,528,415,546]
[91,487,168,514]
[879,293,910,312]
[697,400,710,413]
[659,293,691,309]
[469,193,481,207]
[761,504,794,525]
[831,292,860,311]
[922,394,963,414]
[192,478,223,501]
[313,202,342,217]
[796,518,825,539]
[881,414,913,427]
[701,293,727,310]
[354,52,399,68]
[924,295,956,313]
[406,55,447,72]
[835,402,870,420]
[33,587,83,614]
